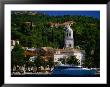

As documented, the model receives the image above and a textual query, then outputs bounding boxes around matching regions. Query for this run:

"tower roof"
[65,25,73,32]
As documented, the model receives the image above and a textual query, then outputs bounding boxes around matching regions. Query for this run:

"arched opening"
[69,32,71,36]
[69,44,71,47]
[67,33,68,37]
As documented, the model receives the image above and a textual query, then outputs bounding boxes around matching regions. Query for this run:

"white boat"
[51,65,97,76]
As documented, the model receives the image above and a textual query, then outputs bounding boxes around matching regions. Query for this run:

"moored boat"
[51,65,97,76]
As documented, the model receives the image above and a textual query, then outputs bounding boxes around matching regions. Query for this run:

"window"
[11,41,13,45]
[67,33,68,36]
[69,33,71,36]
[69,44,71,47]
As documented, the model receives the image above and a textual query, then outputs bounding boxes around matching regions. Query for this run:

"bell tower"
[48,21,75,49]
[64,24,74,48]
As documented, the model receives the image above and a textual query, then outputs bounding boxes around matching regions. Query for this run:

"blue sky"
[40,11,100,19]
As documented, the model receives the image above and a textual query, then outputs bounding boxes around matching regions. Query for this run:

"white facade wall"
[54,51,85,66]
[29,56,36,62]
[11,46,14,51]
[65,39,74,48]
[54,54,67,62]
[74,52,84,65]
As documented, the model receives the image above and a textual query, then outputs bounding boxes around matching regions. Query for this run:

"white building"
[54,49,73,62]
[64,24,74,48]
[54,25,85,66]
[73,49,85,65]
[11,40,19,51]
[54,49,85,66]
[29,56,36,62]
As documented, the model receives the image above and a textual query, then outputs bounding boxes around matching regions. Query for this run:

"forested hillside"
[11,11,100,67]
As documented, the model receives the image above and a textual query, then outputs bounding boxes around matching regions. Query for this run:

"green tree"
[34,56,43,72]
[11,11,100,68]
[11,43,25,72]
[58,58,65,64]
[66,56,80,65]
[48,57,54,71]
[42,59,48,72]
[83,56,94,68]
[25,56,35,72]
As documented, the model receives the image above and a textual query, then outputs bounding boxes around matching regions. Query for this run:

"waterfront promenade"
[11,72,100,77]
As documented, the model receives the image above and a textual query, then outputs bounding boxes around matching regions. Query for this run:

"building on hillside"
[11,21,85,66]
[11,40,19,51]
[54,48,85,66]
[53,22,85,66]
[24,47,54,62]
[54,48,74,63]
[64,24,74,48]
[40,47,54,61]
[24,48,37,57]
[23,21,85,66]
[72,49,85,65]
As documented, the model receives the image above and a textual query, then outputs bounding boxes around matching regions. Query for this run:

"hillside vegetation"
[11,11,100,67]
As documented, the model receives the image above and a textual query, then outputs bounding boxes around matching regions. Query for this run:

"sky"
[40,11,100,19]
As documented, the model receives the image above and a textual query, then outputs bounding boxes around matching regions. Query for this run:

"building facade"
[54,24,85,66]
